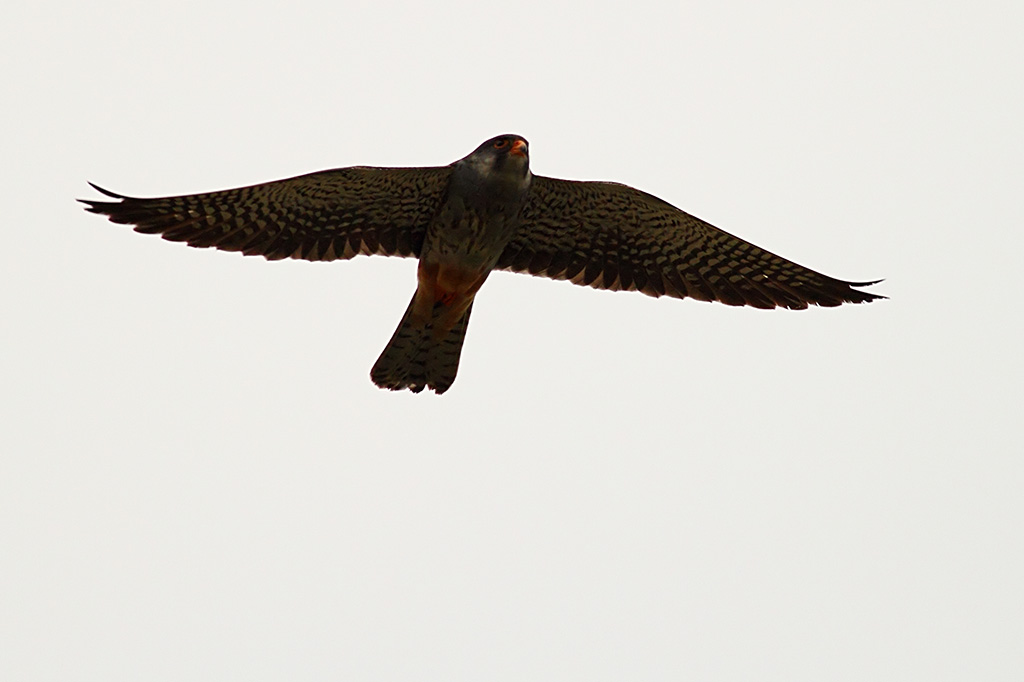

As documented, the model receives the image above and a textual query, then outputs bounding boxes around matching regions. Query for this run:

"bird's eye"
[493,139,508,149]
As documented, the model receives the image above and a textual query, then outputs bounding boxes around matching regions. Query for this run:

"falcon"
[81,134,883,394]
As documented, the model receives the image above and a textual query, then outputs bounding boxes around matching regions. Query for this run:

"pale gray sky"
[2,1,1022,680]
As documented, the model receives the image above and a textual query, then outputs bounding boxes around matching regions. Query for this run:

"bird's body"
[372,136,533,392]
[82,134,883,393]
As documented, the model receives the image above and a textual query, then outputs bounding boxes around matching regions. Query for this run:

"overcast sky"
[2,1,1022,680]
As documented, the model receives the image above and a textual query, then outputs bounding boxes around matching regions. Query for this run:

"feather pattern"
[81,166,452,262]
[497,177,882,309]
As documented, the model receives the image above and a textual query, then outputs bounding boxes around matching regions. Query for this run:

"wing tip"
[843,278,887,304]
[85,182,129,199]
[79,182,131,215]
[845,277,884,288]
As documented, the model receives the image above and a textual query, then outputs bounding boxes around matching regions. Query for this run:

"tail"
[370,293,474,394]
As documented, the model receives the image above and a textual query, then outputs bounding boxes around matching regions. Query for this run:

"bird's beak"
[509,140,528,157]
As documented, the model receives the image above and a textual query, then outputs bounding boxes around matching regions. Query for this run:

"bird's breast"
[422,196,524,268]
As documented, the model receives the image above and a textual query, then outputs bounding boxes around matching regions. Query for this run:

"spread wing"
[80,166,453,261]
[497,176,883,309]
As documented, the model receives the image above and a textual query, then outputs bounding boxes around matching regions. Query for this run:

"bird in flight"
[82,134,883,394]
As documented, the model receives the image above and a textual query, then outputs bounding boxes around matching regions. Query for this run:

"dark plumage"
[82,134,883,393]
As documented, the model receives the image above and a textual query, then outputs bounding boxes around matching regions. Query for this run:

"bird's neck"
[450,164,532,212]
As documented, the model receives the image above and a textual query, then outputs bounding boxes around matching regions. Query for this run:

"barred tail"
[370,292,474,394]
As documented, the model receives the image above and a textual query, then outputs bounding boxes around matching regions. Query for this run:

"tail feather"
[370,293,474,394]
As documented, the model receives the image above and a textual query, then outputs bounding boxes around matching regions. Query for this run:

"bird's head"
[456,134,531,187]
